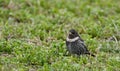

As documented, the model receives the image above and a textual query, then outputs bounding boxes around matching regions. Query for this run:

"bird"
[66,29,95,57]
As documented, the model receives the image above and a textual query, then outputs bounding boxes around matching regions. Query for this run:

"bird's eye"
[71,32,75,34]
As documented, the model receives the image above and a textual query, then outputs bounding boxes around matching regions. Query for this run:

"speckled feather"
[66,38,89,55]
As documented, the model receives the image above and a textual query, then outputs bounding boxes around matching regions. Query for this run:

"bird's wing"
[75,39,89,54]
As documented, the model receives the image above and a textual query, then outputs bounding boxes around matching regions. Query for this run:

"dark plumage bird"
[66,29,95,57]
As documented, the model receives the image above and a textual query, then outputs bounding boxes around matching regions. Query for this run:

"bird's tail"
[85,52,95,57]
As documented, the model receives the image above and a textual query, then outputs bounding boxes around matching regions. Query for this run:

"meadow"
[0,0,120,71]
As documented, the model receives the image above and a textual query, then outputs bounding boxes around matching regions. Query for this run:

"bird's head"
[68,29,79,39]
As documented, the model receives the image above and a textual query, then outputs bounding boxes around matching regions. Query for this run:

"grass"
[0,0,120,71]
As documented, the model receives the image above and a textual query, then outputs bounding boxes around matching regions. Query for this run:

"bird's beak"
[68,32,72,36]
